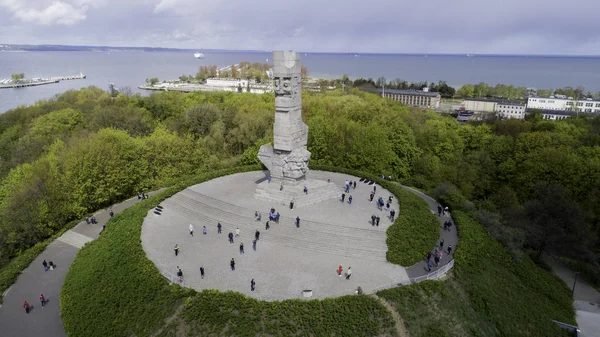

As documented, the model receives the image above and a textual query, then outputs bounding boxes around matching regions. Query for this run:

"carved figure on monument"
[281,148,311,179]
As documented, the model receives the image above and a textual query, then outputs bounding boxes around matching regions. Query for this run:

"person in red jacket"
[23,300,31,314]
[337,264,343,277]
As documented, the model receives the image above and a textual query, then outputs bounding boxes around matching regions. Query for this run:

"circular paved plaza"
[141,170,409,300]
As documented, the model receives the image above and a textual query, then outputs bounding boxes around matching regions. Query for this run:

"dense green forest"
[0,86,599,285]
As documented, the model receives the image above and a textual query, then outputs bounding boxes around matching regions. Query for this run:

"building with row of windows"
[526,97,600,113]
[462,98,526,118]
[359,88,441,108]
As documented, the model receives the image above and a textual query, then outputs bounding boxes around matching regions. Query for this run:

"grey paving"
[402,185,459,279]
[0,194,148,337]
[142,171,410,300]
[543,253,600,336]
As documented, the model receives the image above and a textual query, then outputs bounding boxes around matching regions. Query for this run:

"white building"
[206,78,248,88]
[462,98,526,119]
[527,97,600,113]
[496,101,526,119]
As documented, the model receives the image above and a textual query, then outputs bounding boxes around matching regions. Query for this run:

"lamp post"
[572,272,580,296]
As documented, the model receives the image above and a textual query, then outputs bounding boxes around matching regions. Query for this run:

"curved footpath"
[0,194,148,337]
[0,179,454,336]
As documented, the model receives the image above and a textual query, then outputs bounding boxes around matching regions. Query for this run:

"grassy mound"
[378,211,575,337]
[62,166,428,337]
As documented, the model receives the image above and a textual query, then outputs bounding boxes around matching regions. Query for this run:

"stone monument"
[258,51,310,185]
[255,51,340,207]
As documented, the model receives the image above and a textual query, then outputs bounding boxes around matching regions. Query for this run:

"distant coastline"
[1,43,600,58]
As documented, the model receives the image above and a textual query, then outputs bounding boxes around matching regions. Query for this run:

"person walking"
[85,217,90,225]
[447,245,453,255]
[230,258,236,271]
[177,267,183,281]
[427,260,433,272]
[341,193,346,203]
[39,294,46,307]
[174,244,179,256]
[390,209,396,222]
[235,227,240,237]
[251,279,256,292]
[370,193,374,203]
[371,214,376,226]
[426,251,432,262]
[304,186,308,194]
[202,226,207,235]
[217,222,222,234]
[23,300,31,314]
[440,239,444,249]
[437,205,442,216]
[434,255,440,267]
[338,264,343,277]
[295,216,300,228]
[109,209,114,217]
[255,230,260,240]
[200,266,205,279]
[346,267,352,280]
[348,195,353,204]
[353,181,357,189]
[42,260,48,271]
[240,242,245,254]
[252,240,257,251]
[373,184,377,193]
[228,232,234,244]
[376,216,380,227]
[189,224,194,236]
[265,221,270,230]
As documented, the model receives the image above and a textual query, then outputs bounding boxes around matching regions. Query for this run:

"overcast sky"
[1,0,599,55]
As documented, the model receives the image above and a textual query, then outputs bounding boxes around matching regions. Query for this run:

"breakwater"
[0,72,85,89]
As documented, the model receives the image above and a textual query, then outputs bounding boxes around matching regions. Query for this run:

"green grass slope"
[378,211,575,337]
[62,167,424,337]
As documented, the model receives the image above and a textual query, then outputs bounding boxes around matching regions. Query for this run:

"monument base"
[254,177,342,208]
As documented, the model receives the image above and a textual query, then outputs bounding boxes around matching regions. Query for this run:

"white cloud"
[0,0,94,25]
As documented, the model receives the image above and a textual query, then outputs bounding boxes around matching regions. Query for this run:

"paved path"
[0,194,149,337]
[400,185,458,279]
[543,253,600,337]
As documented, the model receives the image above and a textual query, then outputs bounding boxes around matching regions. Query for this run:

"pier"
[0,72,85,89]
[0,79,59,89]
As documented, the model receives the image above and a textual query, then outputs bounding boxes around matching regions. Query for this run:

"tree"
[179,75,189,82]
[11,73,25,82]
[456,84,474,98]
[523,183,592,258]
[145,78,159,86]
[300,66,308,80]
[231,65,239,79]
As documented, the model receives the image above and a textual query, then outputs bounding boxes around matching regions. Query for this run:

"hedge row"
[61,166,399,337]
[311,165,439,266]
[378,210,575,337]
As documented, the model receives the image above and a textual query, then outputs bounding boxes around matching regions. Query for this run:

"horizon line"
[2,43,600,58]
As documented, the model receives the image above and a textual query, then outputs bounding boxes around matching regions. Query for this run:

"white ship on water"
[194,52,204,59]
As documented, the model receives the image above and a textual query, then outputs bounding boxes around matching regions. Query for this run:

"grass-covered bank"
[378,210,575,337]
[312,165,439,266]
[62,166,430,337]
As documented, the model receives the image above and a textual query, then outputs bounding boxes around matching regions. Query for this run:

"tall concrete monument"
[258,51,311,184]
[255,51,340,207]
